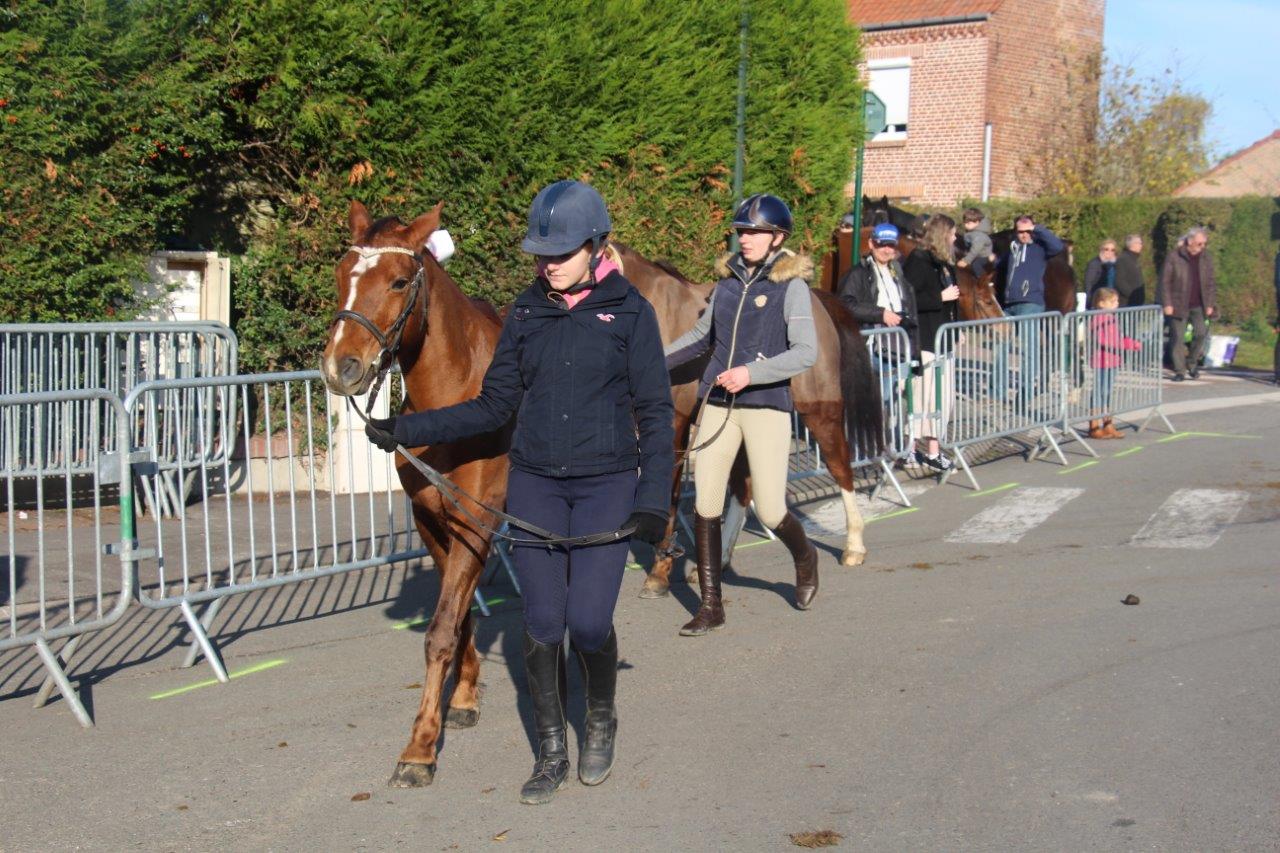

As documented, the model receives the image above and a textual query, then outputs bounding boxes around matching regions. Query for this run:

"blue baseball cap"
[871,223,899,245]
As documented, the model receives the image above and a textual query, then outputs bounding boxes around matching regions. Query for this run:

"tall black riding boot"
[773,512,819,610]
[519,633,570,805]
[680,514,726,636]
[573,628,618,785]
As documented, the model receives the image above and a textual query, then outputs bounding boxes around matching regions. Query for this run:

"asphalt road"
[2,371,1278,851]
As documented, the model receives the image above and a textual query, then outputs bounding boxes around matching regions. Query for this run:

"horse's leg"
[641,409,692,599]
[799,403,867,566]
[389,527,485,788]
[444,607,481,729]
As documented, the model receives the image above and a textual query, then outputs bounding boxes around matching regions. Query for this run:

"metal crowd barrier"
[931,312,1075,489]
[0,322,239,516]
[931,308,1171,489]
[124,370,431,682]
[1062,306,1172,434]
[1,390,140,727]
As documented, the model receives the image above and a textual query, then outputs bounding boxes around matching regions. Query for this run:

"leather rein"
[332,245,637,550]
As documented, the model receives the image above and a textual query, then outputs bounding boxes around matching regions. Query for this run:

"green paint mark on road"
[393,616,429,630]
[735,537,775,550]
[1157,431,1260,444]
[866,507,920,524]
[150,659,287,700]
[968,482,1019,498]
[1059,460,1100,475]
[1113,445,1144,458]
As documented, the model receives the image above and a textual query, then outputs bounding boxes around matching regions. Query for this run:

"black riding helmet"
[731,193,793,236]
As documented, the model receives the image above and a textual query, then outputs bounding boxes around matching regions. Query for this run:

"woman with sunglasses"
[364,180,674,804]
[664,193,820,637]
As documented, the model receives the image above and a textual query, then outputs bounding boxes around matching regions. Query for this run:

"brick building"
[849,0,1104,206]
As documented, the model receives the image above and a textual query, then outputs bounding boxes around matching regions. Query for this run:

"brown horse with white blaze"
[321,200,508,788]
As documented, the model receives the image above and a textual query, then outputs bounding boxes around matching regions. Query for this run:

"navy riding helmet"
[521,180,612,256]
[731,193,793,236]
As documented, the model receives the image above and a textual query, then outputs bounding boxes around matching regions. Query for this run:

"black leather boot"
[573,628,618,786]
[773,512,818,610]
[680,514,726,636]
[519,633,570,805]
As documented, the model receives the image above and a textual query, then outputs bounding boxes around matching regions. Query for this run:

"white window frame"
[866,57,911,142]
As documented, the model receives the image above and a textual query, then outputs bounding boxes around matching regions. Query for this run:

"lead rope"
[347,397,638,548]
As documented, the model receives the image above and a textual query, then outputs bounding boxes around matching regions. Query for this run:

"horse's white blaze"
[1130,488,1248,550]
[332,253,381,347]
[945,486,1083,544]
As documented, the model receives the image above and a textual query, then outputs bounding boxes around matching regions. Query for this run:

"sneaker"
[1172,373,1185,382]
[1188,368,1201,379]
[916,450,954,472]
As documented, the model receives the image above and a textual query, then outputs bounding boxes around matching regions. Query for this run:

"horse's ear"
[349,200,372,242]
[407,201,444,251]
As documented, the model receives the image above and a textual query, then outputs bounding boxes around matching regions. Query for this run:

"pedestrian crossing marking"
[944,487,1084,544]
[1130,488,1248,550]
[797,482,930,536]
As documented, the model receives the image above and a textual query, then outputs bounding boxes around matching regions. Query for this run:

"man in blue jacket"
[994,215,1065,410]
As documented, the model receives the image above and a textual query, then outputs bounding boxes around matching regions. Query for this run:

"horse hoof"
[841,549,867,567]
[388,761,436,788]
[639,578,670,599]
[445,706,480,729]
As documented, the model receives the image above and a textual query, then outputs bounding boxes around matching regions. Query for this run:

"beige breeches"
[692,404,792,528]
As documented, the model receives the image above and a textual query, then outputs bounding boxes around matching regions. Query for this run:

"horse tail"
[818,292,883,460]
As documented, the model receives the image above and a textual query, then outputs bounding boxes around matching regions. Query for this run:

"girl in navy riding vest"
[664,193,820,637]
[365,181,674,805]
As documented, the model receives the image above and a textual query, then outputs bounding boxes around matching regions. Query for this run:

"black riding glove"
[624,510,668,545]
[364,416,400,452]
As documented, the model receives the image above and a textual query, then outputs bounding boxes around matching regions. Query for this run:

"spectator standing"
[1160,227,1217,381]
[1114,234,1146,306]
[993,215,1065,407]
[901,214,960,471]
[1083,239,1118,297]
[836,222,918,413]
[1273,248,1279,384]
[1086,287,1140,439]
[957,207,994,278]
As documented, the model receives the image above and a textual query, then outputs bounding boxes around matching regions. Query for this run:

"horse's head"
[321,200,443,396]
[956,265,1004,322]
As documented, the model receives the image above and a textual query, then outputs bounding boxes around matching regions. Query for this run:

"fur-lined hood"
[714,248,813,284]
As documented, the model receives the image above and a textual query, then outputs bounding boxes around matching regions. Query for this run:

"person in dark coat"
[836,221,918,389]
[1083,239,1119,298]
[364,181,674,805]
[1114,234,1146,306]
[901,214,960,471]
[1160,226,1217,380]
[1273,248,1279,384]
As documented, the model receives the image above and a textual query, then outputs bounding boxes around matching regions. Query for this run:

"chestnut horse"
[321,201,508,788]
[610,244,884,598]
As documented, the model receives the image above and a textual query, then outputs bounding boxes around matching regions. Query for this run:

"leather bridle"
[330,245,427,414]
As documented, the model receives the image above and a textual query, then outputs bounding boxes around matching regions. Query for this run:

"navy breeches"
[505,467,636,652]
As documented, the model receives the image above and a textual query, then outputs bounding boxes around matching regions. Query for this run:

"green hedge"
[957,196,1280,325]
[2,0,862,372]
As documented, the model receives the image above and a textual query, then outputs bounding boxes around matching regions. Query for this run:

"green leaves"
[1,0,861,369]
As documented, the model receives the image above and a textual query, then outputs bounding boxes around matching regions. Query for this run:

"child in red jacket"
[1088,287,1141,439]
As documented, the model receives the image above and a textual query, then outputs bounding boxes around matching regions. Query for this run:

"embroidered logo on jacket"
[596,313,615,323]
[754,294,768,308]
